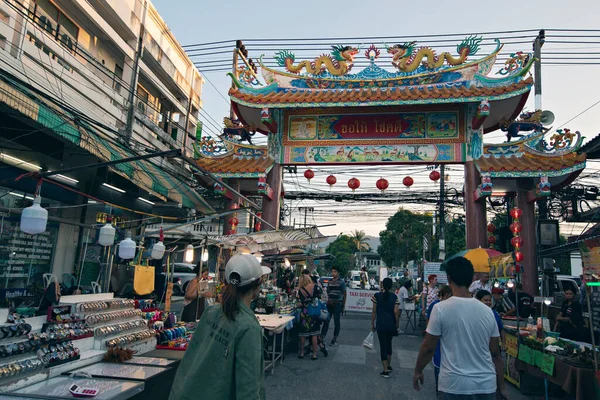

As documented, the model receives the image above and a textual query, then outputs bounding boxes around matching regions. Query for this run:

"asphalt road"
[264,312,536,400]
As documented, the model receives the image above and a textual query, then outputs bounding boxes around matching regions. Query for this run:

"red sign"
[332,115,411,139]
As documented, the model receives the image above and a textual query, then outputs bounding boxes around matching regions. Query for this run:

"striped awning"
[211,227,329,252]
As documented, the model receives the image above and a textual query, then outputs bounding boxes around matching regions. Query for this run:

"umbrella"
[441,247,503,273]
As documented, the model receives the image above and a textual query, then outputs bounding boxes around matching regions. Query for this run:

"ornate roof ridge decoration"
[228,38,534,108]
[478,128,587,178]
[484,128,585,159]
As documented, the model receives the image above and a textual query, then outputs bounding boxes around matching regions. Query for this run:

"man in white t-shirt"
[413,257,507,400]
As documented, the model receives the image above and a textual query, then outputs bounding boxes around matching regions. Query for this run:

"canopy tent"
[209,227,329,253]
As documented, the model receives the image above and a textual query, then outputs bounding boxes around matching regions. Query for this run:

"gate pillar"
[464,162,487,249]
[261,164,283,231]
[517,180,538,296]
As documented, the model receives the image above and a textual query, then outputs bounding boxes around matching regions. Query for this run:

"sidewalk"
[264,312,534,400]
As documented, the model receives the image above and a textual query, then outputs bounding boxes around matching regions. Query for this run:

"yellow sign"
[505,333,519,358]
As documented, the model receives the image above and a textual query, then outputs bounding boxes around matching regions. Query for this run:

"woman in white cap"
[169,254,271,400]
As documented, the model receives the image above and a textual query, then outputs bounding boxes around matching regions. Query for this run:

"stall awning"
[211,227,329,253]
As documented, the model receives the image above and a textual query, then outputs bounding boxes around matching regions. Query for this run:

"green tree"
[349,229,370,268]
[325,234,356,277]
[444,216,466,257]
[378,208,432,267]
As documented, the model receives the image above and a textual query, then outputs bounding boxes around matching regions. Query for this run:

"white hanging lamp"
[201,248,209,262]
[151,228,166,260]
[20,195,48,235]
[98,217,116,246]
[119,236,136,260]
[184,244,194,263]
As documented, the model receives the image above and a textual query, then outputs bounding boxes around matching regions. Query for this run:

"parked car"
[319,276,333,290]
[161,263,215,297]
[349,271,371,290]
[540,275,581,307]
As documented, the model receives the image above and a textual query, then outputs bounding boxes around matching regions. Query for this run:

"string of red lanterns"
[348,177,360,192]
[487,223,497,249]
[228,204,240,235]
[376,177,389,193]
[509,207,524,265]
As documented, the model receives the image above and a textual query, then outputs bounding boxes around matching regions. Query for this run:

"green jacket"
[169,302,265,400]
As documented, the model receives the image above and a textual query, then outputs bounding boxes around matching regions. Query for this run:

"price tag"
[506,334,518,358]
[541,353,555,376]
[534,350,544,367]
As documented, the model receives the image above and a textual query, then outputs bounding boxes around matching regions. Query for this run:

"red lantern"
[509,222,522,234]
[348,177,360,192]
[429,170,441,182]
[230,217,239,227]
[304,169,314,182]
[326,175,337,189]
[402,176,414,188]
[510,236,524,248]
[514,251,524,262]
[487,223,496,233]
[254,212,262,232]
[376,178,389,193]
[487,235,496,245]
[509,207,523,219]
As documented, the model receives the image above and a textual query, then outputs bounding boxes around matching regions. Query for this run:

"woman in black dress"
[554,288,584,341]
[371,278,400,378]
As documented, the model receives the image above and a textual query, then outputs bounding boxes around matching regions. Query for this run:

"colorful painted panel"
[284,143,464,164]
[285,110,464,145]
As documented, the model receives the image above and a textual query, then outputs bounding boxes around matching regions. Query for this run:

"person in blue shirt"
[426,285,452,396]
[477,290,506,351]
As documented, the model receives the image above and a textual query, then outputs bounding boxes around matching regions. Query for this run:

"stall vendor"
[554,288,585,341]
[491,288,516,316]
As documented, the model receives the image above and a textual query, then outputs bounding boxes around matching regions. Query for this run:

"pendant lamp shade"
[20,196,48,235]
[201,248,209,262]
[151,241,165,260]
[119,237,136,260]
[184,244,194,263]
[98,223,116,246]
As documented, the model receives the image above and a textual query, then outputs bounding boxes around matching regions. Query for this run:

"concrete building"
[0,0,209,293]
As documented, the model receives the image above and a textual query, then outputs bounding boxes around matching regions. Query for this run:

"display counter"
[1,376,144,400]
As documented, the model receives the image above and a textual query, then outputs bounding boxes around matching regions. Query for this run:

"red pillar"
[262,164,282,231]
[464,162,487,249]
[517,181,538,296]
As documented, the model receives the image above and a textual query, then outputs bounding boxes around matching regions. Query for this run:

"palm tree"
[350,230,370,268]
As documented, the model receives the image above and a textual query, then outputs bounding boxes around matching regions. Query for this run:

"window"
[32,0,78,53]
[0,35,6,51]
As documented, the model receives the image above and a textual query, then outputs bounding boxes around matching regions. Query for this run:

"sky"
[153,0,600,239]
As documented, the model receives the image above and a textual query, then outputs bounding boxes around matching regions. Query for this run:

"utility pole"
[299,207,314,227]
[533,29,545,111]
[124,0,148,143]
[438,164,446,260]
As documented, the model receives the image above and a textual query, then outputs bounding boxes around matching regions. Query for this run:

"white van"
[349,270,371,290]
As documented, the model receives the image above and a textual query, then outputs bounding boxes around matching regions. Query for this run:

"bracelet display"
[95,320,147,337]
[85,309,142,326]
[105,330,155,348]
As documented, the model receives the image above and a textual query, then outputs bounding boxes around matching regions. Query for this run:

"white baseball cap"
[225,254,271,287]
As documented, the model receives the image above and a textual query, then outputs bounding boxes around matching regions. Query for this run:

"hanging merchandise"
[20,196,48,234]
[151,228,165,260]
[376,177,389,193]
[326,175,337,189]
[402,176,414,188]
[348,177,360,192]
[98,217,116,246]
[429,170,441,182]
[118,237,136,260]
[304,169,314,183]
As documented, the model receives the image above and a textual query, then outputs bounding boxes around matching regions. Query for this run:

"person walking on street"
[169,255,271,400]
[297,273,323,360]
[468,272,492,297]
[477,290,506,351]
[360,266,368,290]
[421,274,439,321]
[321,266,346,347]
[426,285,453,396]
[371,278,400,378]
[413,257,508,400]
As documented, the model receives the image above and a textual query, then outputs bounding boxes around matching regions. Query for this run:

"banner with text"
[424,262,447,284]
[579,238,600,281]
[345,289,374,313]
